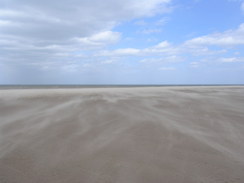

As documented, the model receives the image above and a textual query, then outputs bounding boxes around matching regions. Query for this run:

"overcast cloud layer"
[0,0,170,52]
[0,0,244,84]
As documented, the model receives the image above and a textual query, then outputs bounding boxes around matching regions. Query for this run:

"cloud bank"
[185,23,244,46]
[0,0,171,50]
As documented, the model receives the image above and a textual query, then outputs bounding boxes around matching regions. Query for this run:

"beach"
[0,86,244,183]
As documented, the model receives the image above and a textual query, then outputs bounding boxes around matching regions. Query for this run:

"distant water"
[1,85,163,90]
[0,84,242,90]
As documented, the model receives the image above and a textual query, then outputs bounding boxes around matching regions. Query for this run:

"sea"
[0,84,242,90]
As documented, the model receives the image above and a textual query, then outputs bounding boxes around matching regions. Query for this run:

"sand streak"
[0,86,244,183]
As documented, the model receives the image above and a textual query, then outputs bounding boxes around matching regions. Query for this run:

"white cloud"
[159,67,176,70]
[0,0,172,65]
[61,64,79,72]
[113,48,141,55]
[0,0,171,41]
[75,31,121,48]
[100,57,122,64]
[185,23,244,46]
[144,41,179,55]
[134,20,147,26]
[0,9,24,17]
[98,48,141,56]
[0,20,12,26]
[127,0,172,17]
[190,62,200,68]
[99,23,244,61]
[93,40,189,68]
[140,55,183,63]
[218,57,244,63]
[96,40,177,57]
[154,41,171,48]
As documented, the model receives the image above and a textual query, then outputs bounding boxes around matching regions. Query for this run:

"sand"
[0,86,244,183]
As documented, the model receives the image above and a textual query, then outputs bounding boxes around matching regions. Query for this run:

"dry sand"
[0,86,244,183]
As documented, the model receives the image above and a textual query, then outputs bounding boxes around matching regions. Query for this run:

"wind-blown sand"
[0,86,244,183]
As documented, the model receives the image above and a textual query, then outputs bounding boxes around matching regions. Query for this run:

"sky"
[0,0,244,84]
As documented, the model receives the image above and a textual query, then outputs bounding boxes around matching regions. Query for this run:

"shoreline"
[0,84,244,90]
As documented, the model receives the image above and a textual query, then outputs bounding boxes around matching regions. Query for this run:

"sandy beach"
[0,86,244,183]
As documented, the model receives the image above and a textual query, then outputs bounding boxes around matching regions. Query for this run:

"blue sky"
[0,0,244,84]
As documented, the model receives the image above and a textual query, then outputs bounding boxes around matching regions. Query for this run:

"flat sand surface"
[1,86,244,183]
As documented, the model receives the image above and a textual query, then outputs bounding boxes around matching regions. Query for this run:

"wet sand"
[0,86,244,183]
